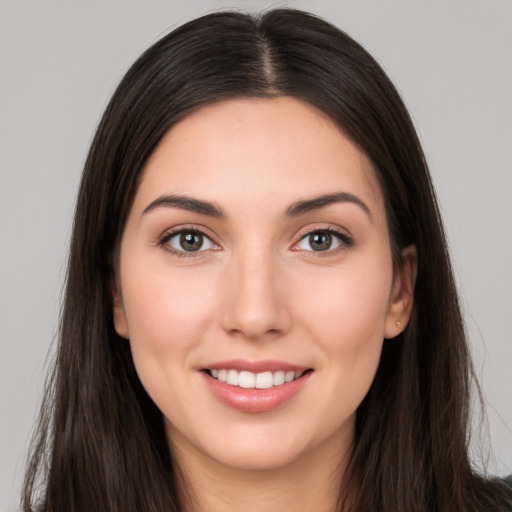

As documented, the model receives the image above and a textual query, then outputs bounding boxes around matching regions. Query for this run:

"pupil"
[310,232,332,251]
[180,232,203,251]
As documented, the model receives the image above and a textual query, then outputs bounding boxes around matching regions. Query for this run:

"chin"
[166,416,315,472]
[207,442,308,472]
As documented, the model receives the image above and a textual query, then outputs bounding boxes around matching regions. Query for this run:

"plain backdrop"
[0,1,511,510]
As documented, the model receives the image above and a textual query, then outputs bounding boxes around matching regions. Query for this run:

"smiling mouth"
[205,369,310,389]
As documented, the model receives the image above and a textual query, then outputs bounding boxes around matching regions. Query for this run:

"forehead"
[134,97,385,224]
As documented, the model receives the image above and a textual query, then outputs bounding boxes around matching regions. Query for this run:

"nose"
[221,248,292,340]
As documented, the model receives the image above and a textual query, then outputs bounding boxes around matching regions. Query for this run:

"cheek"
[294,260,392,399]
[120,260,218,372]
[297,263,392,344]
[297,272,390,433]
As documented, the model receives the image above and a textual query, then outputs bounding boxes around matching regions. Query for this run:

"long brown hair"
[23,9,510,512]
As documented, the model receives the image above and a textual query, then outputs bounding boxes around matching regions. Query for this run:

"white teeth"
[255,371,273,389]
[273,370,285,386]
[209,368,307,389]
[238,371,256,388]
[226,369,239,386]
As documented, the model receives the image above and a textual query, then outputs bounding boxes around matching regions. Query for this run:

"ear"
[112,282,129,339]
[384,245,417,339]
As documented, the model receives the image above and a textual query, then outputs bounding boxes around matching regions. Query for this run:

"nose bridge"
[221,242,290,339]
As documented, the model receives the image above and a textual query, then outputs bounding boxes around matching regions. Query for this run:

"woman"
[23,8,511,512]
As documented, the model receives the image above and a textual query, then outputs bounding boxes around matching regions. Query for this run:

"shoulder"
[501,474,512,511]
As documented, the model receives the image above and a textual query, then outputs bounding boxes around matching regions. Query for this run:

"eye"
[294,229,352,252]
[161,229,217,254]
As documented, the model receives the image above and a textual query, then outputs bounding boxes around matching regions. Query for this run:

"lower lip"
[202,371,312,413]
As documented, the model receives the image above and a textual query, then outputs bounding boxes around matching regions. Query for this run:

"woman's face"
[113,97,414,473]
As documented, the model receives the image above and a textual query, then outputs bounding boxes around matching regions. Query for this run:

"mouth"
[204,368,309,389]
[200,362,313,412]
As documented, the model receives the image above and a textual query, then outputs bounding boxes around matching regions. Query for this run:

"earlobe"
[112,285,129,339]
[384,245,417,339]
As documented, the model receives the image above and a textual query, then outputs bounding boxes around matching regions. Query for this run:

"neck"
[169,429,352,512]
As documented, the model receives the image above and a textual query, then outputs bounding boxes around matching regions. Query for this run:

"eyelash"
[157,227,215,258]
[157,226,353,258]
[293,227,354,255]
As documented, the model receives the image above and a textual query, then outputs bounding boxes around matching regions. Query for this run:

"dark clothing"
[503,474,512,510]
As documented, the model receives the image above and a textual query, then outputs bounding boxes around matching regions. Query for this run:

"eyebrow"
[285,192,372,220]
[142,191,371,220]
[143,194,226,218]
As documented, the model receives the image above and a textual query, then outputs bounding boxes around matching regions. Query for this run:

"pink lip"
[203,359,309,373]
[200,360,312,413]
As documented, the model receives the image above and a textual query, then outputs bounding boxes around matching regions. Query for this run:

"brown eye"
[165,230,216,253]
[295,229,352,253]
[180,232,204,251]
[308,232,332,251]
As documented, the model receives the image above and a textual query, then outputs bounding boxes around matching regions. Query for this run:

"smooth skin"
[113,97,416,512]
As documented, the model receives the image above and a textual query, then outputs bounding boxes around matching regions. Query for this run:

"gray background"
[1,1,511,510]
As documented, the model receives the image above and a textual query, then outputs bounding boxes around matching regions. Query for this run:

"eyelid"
[291,225,354,253]
[157,225,220,257]
[156,223,353,257]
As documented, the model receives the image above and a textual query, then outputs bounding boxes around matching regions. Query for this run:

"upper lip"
[201,359,311,373]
